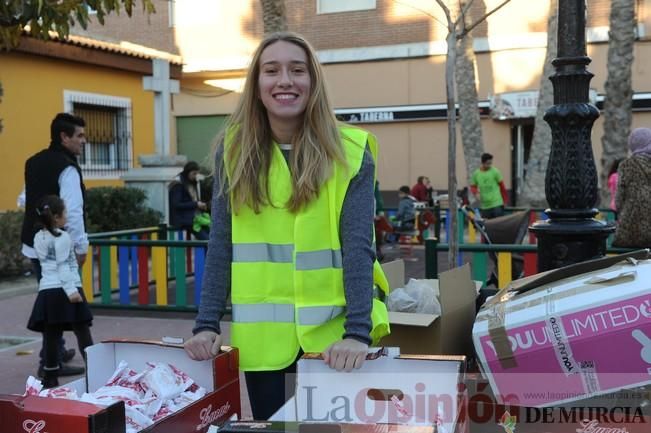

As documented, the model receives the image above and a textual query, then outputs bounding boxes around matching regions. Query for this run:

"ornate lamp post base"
[531,217,615,271]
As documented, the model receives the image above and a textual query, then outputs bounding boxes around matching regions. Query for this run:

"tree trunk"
[0,81,3,134]
[260,0,288,34]
[518,0,558,207]
[445,31,459,269]
[456,0,484,188]
[599,0,636,206]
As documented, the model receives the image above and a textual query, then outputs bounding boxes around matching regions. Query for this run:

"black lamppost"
[529,0,615,271]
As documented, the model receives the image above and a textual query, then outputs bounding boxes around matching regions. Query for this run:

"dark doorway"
[511,121,535,205]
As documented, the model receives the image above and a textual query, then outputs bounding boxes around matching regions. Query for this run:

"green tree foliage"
[85,186,162,233]
[0,0,155,49]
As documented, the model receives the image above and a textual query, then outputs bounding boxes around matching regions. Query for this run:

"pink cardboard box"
[472,252,651,407]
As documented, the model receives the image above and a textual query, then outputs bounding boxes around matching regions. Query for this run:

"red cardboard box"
[1,340,240,433]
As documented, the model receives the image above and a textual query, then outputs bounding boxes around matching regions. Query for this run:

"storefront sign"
[490,91,539,120]
[335,103,490,124]
[491,90,599,120]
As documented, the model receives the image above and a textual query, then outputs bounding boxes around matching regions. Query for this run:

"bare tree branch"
[392,0,449,29]
[434,0,454,28]
[459,0,510,39]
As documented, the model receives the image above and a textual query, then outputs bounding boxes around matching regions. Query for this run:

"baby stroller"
[459,205,531,288]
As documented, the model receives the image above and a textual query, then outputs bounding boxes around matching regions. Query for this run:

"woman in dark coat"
[168,161,209,240]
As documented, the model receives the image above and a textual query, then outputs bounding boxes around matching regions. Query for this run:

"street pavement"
[0,244,435,420]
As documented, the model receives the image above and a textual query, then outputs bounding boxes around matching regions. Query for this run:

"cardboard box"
[0,393,126,433]
[473,251,651,407]
[0,340,241,433]
[291,348,467,433]
[379,261,478,357]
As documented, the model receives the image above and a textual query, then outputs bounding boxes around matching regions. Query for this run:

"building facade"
[73,0,651,204]
[0,33,182,211]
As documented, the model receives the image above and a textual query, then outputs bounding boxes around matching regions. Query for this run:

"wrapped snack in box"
[0,339,240,433]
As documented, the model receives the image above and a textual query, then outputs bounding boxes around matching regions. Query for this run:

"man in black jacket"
[21,113,89,378]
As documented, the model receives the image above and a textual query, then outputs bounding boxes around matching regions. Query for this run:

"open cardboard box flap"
[379,260,478,356]
[388,311,436,327]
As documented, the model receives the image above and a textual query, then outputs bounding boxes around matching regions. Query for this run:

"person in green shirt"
[470,153,509,219]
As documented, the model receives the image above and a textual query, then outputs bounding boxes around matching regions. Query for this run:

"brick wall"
[70,0,629,59]
[71,0,179,55]
[285,0,438,50]
[284,0,620,51]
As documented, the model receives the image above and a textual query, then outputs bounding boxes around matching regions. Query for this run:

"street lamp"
[529,0,615,271]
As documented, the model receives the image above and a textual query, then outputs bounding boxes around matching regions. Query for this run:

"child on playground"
[27,195,93,388]
[394,185,417,231]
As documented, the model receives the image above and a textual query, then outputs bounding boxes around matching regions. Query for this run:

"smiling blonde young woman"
[184,32,390,420]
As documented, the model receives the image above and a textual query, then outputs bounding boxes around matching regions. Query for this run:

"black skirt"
[27,287,93,333]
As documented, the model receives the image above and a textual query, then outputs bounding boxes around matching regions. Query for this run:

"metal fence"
[82,217,630,312]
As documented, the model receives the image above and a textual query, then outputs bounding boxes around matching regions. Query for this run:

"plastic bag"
[140,362,194,400]
[39,386,79,400]
[387,278,441,315]
[24,376,43,396]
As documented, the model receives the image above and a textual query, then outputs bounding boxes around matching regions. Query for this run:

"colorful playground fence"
[82,214,625,312]
[82,225,207,312]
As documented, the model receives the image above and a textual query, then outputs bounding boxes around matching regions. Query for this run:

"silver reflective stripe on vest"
[231,304,344,326]
[298,305,345,326]
[232,243,294,263]
[295,249,343,270]
[232,304,294,323]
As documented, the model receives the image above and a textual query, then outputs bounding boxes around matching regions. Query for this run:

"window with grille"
[63,91,133,178]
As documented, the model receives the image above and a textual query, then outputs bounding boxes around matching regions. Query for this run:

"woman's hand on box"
[323,338,369,372]
[184,331,221,360]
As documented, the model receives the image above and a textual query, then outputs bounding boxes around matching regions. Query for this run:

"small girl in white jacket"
[27,195,93,388]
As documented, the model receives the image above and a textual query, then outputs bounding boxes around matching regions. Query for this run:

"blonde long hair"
[218,32,346,214]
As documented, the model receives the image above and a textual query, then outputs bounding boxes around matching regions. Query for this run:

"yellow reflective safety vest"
[226,125,391,371]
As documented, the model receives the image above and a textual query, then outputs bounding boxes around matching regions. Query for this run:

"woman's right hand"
[184,331,221,360]
[68,292,83,303]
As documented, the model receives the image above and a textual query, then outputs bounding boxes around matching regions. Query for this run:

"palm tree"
[518,0,558,207]
[456,0,484,188]
[599,0,636,206]
[261,0,288,34]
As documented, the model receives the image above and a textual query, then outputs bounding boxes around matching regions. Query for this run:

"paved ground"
[0,244,441,419]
